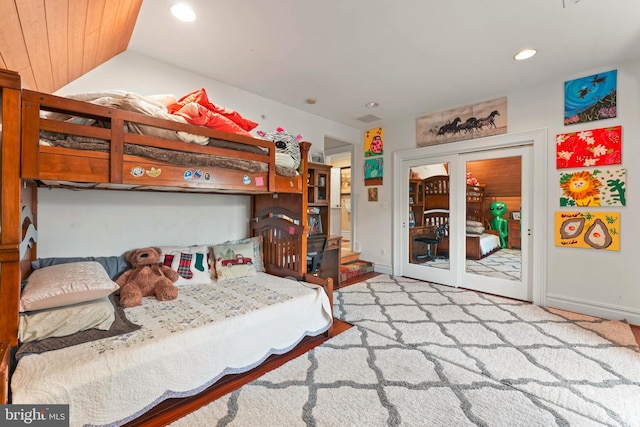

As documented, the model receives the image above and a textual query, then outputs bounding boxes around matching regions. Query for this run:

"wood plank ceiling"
[0,0,143,93]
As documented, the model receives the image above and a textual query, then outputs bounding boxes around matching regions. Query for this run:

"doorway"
[393,129,547,305]
[326,145,354,252]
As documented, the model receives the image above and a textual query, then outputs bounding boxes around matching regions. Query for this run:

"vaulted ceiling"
[2,1,640,129]
[0,0,142,93]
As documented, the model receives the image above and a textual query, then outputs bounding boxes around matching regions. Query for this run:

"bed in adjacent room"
[422,175,501,260]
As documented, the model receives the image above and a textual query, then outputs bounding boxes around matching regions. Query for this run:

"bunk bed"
[0,69,334,426]
[21,87,305,194]
[422,175,501,260]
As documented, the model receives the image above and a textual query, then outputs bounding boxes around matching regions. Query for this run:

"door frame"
[393,128,548,306]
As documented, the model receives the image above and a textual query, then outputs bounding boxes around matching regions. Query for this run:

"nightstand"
[508,219,521,249]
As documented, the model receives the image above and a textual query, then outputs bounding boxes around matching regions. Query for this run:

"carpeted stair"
[340,260,375,284]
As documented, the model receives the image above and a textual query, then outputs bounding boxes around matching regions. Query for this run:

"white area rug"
[170,275,640,426]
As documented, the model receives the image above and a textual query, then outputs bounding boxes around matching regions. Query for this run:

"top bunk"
[14,78,309,194]
[423,174,487,223]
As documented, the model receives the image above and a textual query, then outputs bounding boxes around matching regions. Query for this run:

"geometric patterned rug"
[424,248,522,281]
[170,274,640,426]
[465,248,521,280]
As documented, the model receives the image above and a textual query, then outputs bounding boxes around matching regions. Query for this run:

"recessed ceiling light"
[171,3,196,22]
[514,49,537,61]
[365,101,379,108]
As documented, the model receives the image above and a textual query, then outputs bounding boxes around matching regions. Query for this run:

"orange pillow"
[171,102,253,137]
[168,88,258,132]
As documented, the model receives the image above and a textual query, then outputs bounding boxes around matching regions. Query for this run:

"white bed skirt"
[11,273,332,427]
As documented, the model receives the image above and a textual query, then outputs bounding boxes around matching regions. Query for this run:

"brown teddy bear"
[116,247,179,307]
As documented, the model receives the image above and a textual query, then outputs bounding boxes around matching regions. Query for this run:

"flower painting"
[556,125,621,169]
[564,70,616,125]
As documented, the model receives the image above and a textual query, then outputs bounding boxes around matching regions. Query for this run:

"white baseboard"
[374,264,393,276]
[546,294,640,326]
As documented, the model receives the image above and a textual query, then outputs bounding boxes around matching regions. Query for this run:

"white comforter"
[11,273,332,427]
[478,233,501,255]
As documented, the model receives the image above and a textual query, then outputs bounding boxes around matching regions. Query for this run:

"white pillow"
[160,245,213,286]
[466,220,484,228]
[275,152,296,169]
[20,261,119,312]
[466,225,485,235]
[18,297,115,343]
[212,242,258,282]
[225,236,264,272]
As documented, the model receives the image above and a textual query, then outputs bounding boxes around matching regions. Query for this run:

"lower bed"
[465,232,501,260]
[11,272,332,427]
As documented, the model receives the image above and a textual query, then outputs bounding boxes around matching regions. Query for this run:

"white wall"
[39,51,360,257]
[353,59,640,323]
[42,51,640,323]
[37,190,250,257]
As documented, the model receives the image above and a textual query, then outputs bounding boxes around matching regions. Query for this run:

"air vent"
[356,114,382,123]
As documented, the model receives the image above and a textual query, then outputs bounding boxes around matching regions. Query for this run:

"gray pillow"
[31,255,128,280]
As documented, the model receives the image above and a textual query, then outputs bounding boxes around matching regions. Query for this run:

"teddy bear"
[116,247,179,307]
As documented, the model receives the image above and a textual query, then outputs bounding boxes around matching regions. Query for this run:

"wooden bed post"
[0,69,24,403]
[299,141,311,274]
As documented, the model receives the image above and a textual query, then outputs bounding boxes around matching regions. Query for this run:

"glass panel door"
[461,146,531,301]
[403,158,459,287]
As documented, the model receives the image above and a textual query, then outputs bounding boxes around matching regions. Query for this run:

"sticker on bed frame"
[255,176,264,186]
[182,169,213,182]
[130,166,145,177]
[559,168,626,207]
[554,211,620,250]
[243,175,251,185]
[145,167,162,178]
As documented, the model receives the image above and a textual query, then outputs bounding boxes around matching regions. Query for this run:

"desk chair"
[307,235,328,274]
[414,222,448,262]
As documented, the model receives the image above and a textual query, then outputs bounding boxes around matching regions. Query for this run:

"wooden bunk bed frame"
[0,69,336,425]
[422,175,500,260]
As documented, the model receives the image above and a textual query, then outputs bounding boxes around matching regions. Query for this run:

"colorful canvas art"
[555,211,620,251]
[564,70,617,125]
[364,127,384,157]
[556,125,622,169]
[559,168,626,207]
[364,157,383,186]
[368,187,378,202]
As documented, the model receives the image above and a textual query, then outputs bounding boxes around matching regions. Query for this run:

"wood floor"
[631,324,640,348]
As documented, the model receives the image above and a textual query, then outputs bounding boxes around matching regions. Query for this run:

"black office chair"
[414,222,448,262]
[307,235,328,274]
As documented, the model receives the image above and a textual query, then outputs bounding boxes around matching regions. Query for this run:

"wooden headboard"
[423,175,488,226]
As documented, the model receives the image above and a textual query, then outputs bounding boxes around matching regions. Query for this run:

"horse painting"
[416,97,507,147]
[476,110,500,129]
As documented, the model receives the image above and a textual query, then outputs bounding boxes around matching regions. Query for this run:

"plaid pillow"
[161,246,212,286]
